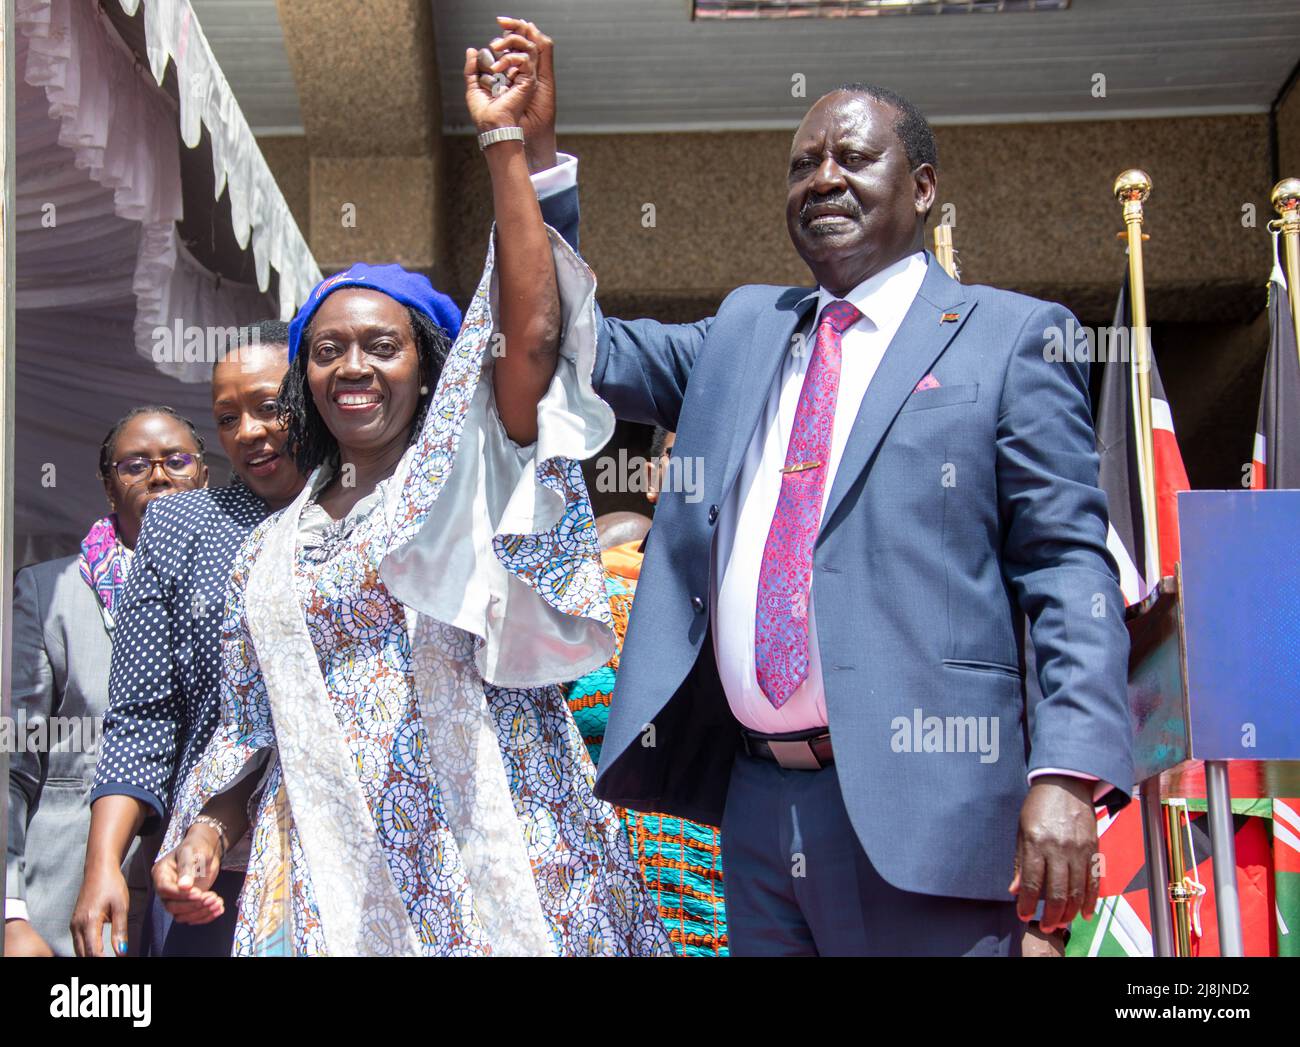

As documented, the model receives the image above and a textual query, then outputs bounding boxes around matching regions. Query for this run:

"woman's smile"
[244,449,283,477]
[333,389,384,411]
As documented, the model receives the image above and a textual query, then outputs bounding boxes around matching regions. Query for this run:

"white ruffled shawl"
[238,228,616,956]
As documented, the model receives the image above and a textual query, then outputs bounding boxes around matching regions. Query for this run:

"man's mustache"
[800,192,862,224]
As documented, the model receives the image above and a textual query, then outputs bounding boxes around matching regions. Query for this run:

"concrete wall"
[441,113,1276,328]
[258,134,310,240]
[267,0,444,277]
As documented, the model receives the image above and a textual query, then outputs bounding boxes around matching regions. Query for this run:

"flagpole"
[933,222,958,280]
[1140,786,1176,955]
[1114,170,1161,586]
[1116,169,1197,955]
[1272,178,1300,374]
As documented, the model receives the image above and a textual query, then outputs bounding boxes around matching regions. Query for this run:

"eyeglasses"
[111,452,203,485]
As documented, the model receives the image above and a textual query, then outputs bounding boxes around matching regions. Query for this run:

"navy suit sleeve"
[537,175,713,430]
[538,183,579,254]
[90,516,177,831]
[590,305,713,431]
[996,302,1134,803]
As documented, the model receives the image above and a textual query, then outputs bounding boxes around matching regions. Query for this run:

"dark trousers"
[720,751,1021,956]
[141,869,244,957]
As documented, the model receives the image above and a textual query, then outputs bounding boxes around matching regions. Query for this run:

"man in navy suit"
[500,20,1133,956]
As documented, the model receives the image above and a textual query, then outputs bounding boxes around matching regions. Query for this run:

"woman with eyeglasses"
[5,407,207,956]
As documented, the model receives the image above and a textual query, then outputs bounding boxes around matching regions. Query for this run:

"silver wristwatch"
[477,126,525,151]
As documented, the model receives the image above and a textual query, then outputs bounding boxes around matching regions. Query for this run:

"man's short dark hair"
[832,83,938,172]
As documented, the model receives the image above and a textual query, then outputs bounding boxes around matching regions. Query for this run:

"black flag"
[1251,264,1300,490]
[1095,280,1189,605]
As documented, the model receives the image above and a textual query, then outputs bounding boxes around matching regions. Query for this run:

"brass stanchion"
[1165,803,1194,957]
[1115,170,1195,955]
[1271,178,1300,372]
[933,223,958,280]
[1114,170,1161,588]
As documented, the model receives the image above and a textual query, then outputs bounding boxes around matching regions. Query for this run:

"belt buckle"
[766,739,823,771]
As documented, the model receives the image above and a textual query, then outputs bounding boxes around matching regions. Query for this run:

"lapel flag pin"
[940,311,961,324]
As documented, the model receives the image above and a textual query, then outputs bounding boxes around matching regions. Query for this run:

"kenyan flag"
[1073,260,1300,957]
[1095,279,1189,605]
[1067,804,1277,956]
[1274,800,1300,956]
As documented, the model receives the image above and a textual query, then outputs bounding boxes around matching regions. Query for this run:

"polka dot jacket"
[90,482,270,831]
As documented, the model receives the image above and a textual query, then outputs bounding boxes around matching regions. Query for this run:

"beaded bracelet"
[192,815,230,861]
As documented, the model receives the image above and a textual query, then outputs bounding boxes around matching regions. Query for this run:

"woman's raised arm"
[463,35,560,446]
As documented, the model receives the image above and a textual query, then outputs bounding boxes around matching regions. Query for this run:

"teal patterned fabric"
[564,567,729,956]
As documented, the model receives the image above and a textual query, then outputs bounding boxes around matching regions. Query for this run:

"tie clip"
[781,460,821,474]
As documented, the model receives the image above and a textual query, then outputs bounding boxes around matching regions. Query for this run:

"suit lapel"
[718,286,819,502]
[819,257,974,534]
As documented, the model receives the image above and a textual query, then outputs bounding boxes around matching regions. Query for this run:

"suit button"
[707,504,719,525]
[691,596,705,613]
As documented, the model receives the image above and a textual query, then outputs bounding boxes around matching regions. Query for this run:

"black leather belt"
[740,727,834,770]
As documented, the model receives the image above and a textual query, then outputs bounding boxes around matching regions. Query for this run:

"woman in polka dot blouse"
[72,323,305,957]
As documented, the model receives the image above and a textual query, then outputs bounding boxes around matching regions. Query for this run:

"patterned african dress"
[564,541,730,957]
[160,234,673,957]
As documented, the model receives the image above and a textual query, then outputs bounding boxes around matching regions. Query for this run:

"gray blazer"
[5,555,154,955]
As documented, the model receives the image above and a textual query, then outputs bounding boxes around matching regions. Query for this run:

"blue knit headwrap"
[288,262,462,361]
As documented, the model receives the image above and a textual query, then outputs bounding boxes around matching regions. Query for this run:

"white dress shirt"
[712,253,928,733]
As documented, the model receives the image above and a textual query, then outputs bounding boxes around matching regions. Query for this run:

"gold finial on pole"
[1271,178,1300,373]
[933,222,958,280]
[1116,169,1191,955]
[1113,169,1161,590]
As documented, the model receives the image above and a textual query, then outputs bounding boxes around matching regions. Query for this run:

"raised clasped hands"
[463,16,542,135]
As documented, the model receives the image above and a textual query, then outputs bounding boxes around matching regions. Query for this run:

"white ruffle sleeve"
[381,225,617,688]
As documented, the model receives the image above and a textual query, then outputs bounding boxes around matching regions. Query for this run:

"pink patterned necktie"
[754,299,861,708]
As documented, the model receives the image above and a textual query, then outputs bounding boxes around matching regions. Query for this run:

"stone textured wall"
[268,0,444,276]
[274,0,438,157]
[1277,74,1300,187]
[442,113,1276,328]
[257,134,310,241]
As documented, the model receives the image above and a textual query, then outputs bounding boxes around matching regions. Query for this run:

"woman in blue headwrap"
[149,35,671,956]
